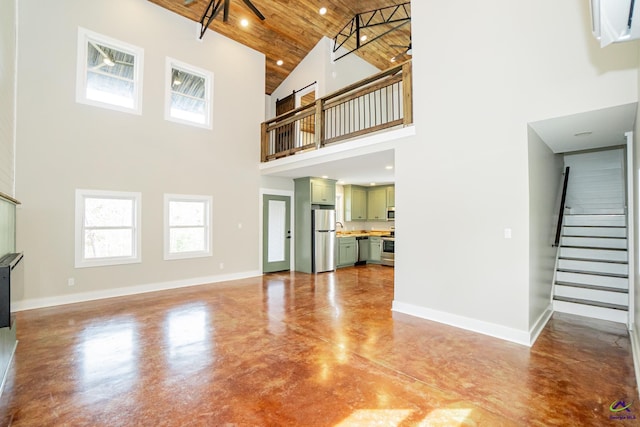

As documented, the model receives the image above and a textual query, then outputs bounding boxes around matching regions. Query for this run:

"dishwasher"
[355,236,369,265]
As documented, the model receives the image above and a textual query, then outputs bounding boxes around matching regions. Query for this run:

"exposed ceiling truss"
[197,0,265,39]
[149,0,412,94]
[333,2,411,61]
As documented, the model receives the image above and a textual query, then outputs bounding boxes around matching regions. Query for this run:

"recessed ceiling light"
[322,175,329,179]
[360,35,367,42]
[240,18,249,27]
[574,131,593,137]
[385,165,393,170]
[319,7,327,15]
[276,59,284,66]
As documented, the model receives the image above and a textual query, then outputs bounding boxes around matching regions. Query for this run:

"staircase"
[553,213,629,323]
[552,148,629,324]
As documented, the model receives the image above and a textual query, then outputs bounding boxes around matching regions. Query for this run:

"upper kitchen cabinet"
[367,187,387,221]
[344,185,367,221]
[310,178,336,206]
[386,186,395,208]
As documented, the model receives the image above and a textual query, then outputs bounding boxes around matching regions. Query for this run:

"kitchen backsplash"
[341,220,393,231]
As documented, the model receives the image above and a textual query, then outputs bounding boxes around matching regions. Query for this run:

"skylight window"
[76,27,144,115]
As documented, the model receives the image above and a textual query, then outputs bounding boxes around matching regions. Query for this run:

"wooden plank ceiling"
[148,0,411,95]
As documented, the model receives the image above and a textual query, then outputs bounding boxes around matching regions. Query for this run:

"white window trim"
[75,189,142,268]
[164,194,213,260]
[76,27,144,115]
[164,57,213,129]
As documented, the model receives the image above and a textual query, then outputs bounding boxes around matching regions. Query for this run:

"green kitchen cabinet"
[337,237,357,267]
[367,187,387,221]
[369,236,381,263]
[343,185,367,221]
[386,186,395,208]
[311,178,336,205]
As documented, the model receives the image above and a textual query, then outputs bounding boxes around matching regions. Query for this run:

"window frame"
[164,57,213,129]
[76,27,144,115]
[75,189,142,268]
[164,194,213,260]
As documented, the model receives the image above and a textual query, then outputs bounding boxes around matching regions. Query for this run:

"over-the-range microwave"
[387,207,395,221]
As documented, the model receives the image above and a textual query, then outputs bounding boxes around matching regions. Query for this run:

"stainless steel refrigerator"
[312,209,336,273]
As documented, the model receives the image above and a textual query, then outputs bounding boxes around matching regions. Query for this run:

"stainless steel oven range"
[381,236,394,266]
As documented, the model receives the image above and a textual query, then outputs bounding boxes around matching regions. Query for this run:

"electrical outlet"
[238,223,243,229]
[219,262,224,270]
[68,278,75,287]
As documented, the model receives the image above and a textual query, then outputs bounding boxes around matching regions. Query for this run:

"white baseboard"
[630,327,640,400]
[529,304,554,346]
[13,270,262,312]
[392,300,534,347]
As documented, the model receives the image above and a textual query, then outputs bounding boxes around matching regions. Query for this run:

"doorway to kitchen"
[262,194,292,273]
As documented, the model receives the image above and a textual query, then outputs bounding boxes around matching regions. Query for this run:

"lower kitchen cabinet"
[369,236,381,263]
[337,237,357,267]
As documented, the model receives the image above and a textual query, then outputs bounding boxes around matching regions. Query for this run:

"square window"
[165,58,213,129]
[76,27,144,114]
[75,189,142,268]
[164,194,212,260]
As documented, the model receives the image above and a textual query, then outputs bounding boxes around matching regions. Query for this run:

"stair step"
[564,214,626,227]
[558,256,628,265]
[555,271,628,289]
[560,236,627,249]
[556,268,627,278]
[559,247,628,264]
[554,284,628,306]
[557,259,628,275]
[553,299,628,323]
[555,281,628,293]
[553,296,627,310]
[561,235,627,240]
[563,226,626,238]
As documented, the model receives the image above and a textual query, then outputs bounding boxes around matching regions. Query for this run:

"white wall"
[267,37,379,120]
[325,41,381,95]
[0,0,17,196]
[527,127,563,328]
[260,176,294,192]
[394,0,638,343]
[14,0,264,306]
[634,44,640,349]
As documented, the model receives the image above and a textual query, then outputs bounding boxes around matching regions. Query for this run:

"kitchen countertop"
[336,230,392,238]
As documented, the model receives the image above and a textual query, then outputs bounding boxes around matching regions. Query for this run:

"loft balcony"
[261,61,413,162]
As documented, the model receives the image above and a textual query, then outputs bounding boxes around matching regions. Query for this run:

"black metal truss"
[199,0,226,39]
[198,0,265,39]
[332,2,411,61]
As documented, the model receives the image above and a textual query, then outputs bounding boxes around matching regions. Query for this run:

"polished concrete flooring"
[0,265,637,426]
